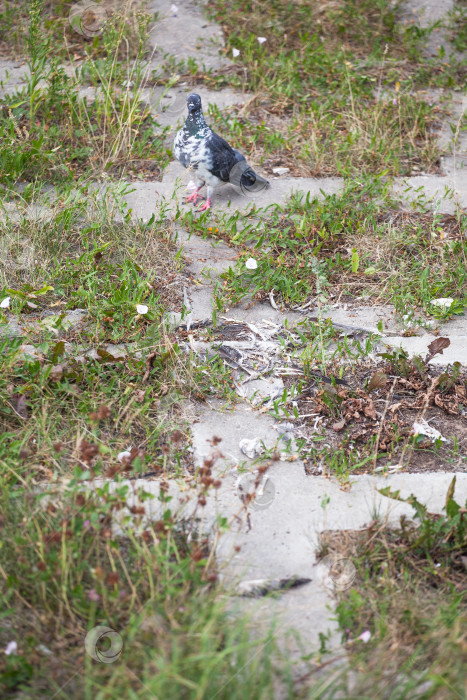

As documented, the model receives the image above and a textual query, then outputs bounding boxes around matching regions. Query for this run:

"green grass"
[182,177,467,319]
[197,0,467,177]
[1,190,180,338]
[318,480,467,699]
[1,0,466,696]
[0,192,237,482]
[447,0,467,54]
[0,0,151,62]
[186,0,467,177]
[0,468,287,699]
[0,0,168,189]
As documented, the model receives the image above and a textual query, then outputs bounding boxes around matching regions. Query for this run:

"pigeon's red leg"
[198,198,212,211]
[198,185,213,211]
[186,187,201,204]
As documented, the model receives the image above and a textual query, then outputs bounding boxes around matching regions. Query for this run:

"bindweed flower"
[358,630,371,643]
[4,641,17,656]
[393,98,397,106]
[257,37,267,44]
[0,297,10,309]
[117,449,132,462]
[136,304,148,315]
[170,4,178,15]
[232,48,240,57]
[245,258,258,270]
[87,589,100,602]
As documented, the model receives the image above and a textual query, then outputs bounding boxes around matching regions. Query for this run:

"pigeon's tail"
[229,159,269,194]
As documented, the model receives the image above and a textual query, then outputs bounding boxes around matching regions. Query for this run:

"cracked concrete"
[139,0,467,669]
[1,0,466,681]
[401,0,459,58]
[148,0,231,71]
[0,308,87,339]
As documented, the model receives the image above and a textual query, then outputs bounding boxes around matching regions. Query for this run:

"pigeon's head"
[187,93,202,115]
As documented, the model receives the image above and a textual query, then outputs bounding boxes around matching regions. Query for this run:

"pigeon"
[173,93,269,210]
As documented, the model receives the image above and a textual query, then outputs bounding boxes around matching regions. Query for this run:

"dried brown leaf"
[425,337,450,363]
[368,372,388,392]
[142,350,158,383]
[363,402,377,420]
[15,394,29,420]
[332,418,346,431]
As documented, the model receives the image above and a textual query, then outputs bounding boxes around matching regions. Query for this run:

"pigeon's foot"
[186,189,200,205]
[198,198,212,212]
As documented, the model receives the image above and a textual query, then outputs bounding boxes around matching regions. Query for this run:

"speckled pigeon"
[173,93,269,211]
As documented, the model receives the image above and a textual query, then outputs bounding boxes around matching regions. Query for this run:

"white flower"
[245,258,258,270]
[186,180,196,190]
[4,641,17,655]
[136,304,148,315]
[0,296,10,309]
[232,48,240,57]
[358,630,371,643]
[170,4,178,15]
[430,297,454,309]
[257,37,267,44]
[117,450,132,463]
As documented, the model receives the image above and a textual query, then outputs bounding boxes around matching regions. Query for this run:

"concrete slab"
[143,84,250,133]
[174,227,239,277]
[384,334,467,366]
[0,201,55,224]
[0,59,28,98]
[166,160,345,211]
[121,165,345,218]
[0,59,82,98]
[432,312,467,336]
[437,93,467,164]
[148,0,230,71]
[308,305,399,335]
[123,170,465,224]
[400,0,457,58]
[89,445,467,658]
[0,309,87,339]
[187,285,306,325]
[391,175,459,214]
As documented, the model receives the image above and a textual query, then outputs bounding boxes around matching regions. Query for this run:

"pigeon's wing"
[228,150,270,192]
[205,131,245,182]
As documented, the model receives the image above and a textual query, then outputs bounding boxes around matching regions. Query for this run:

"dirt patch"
[298,358,467,475]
